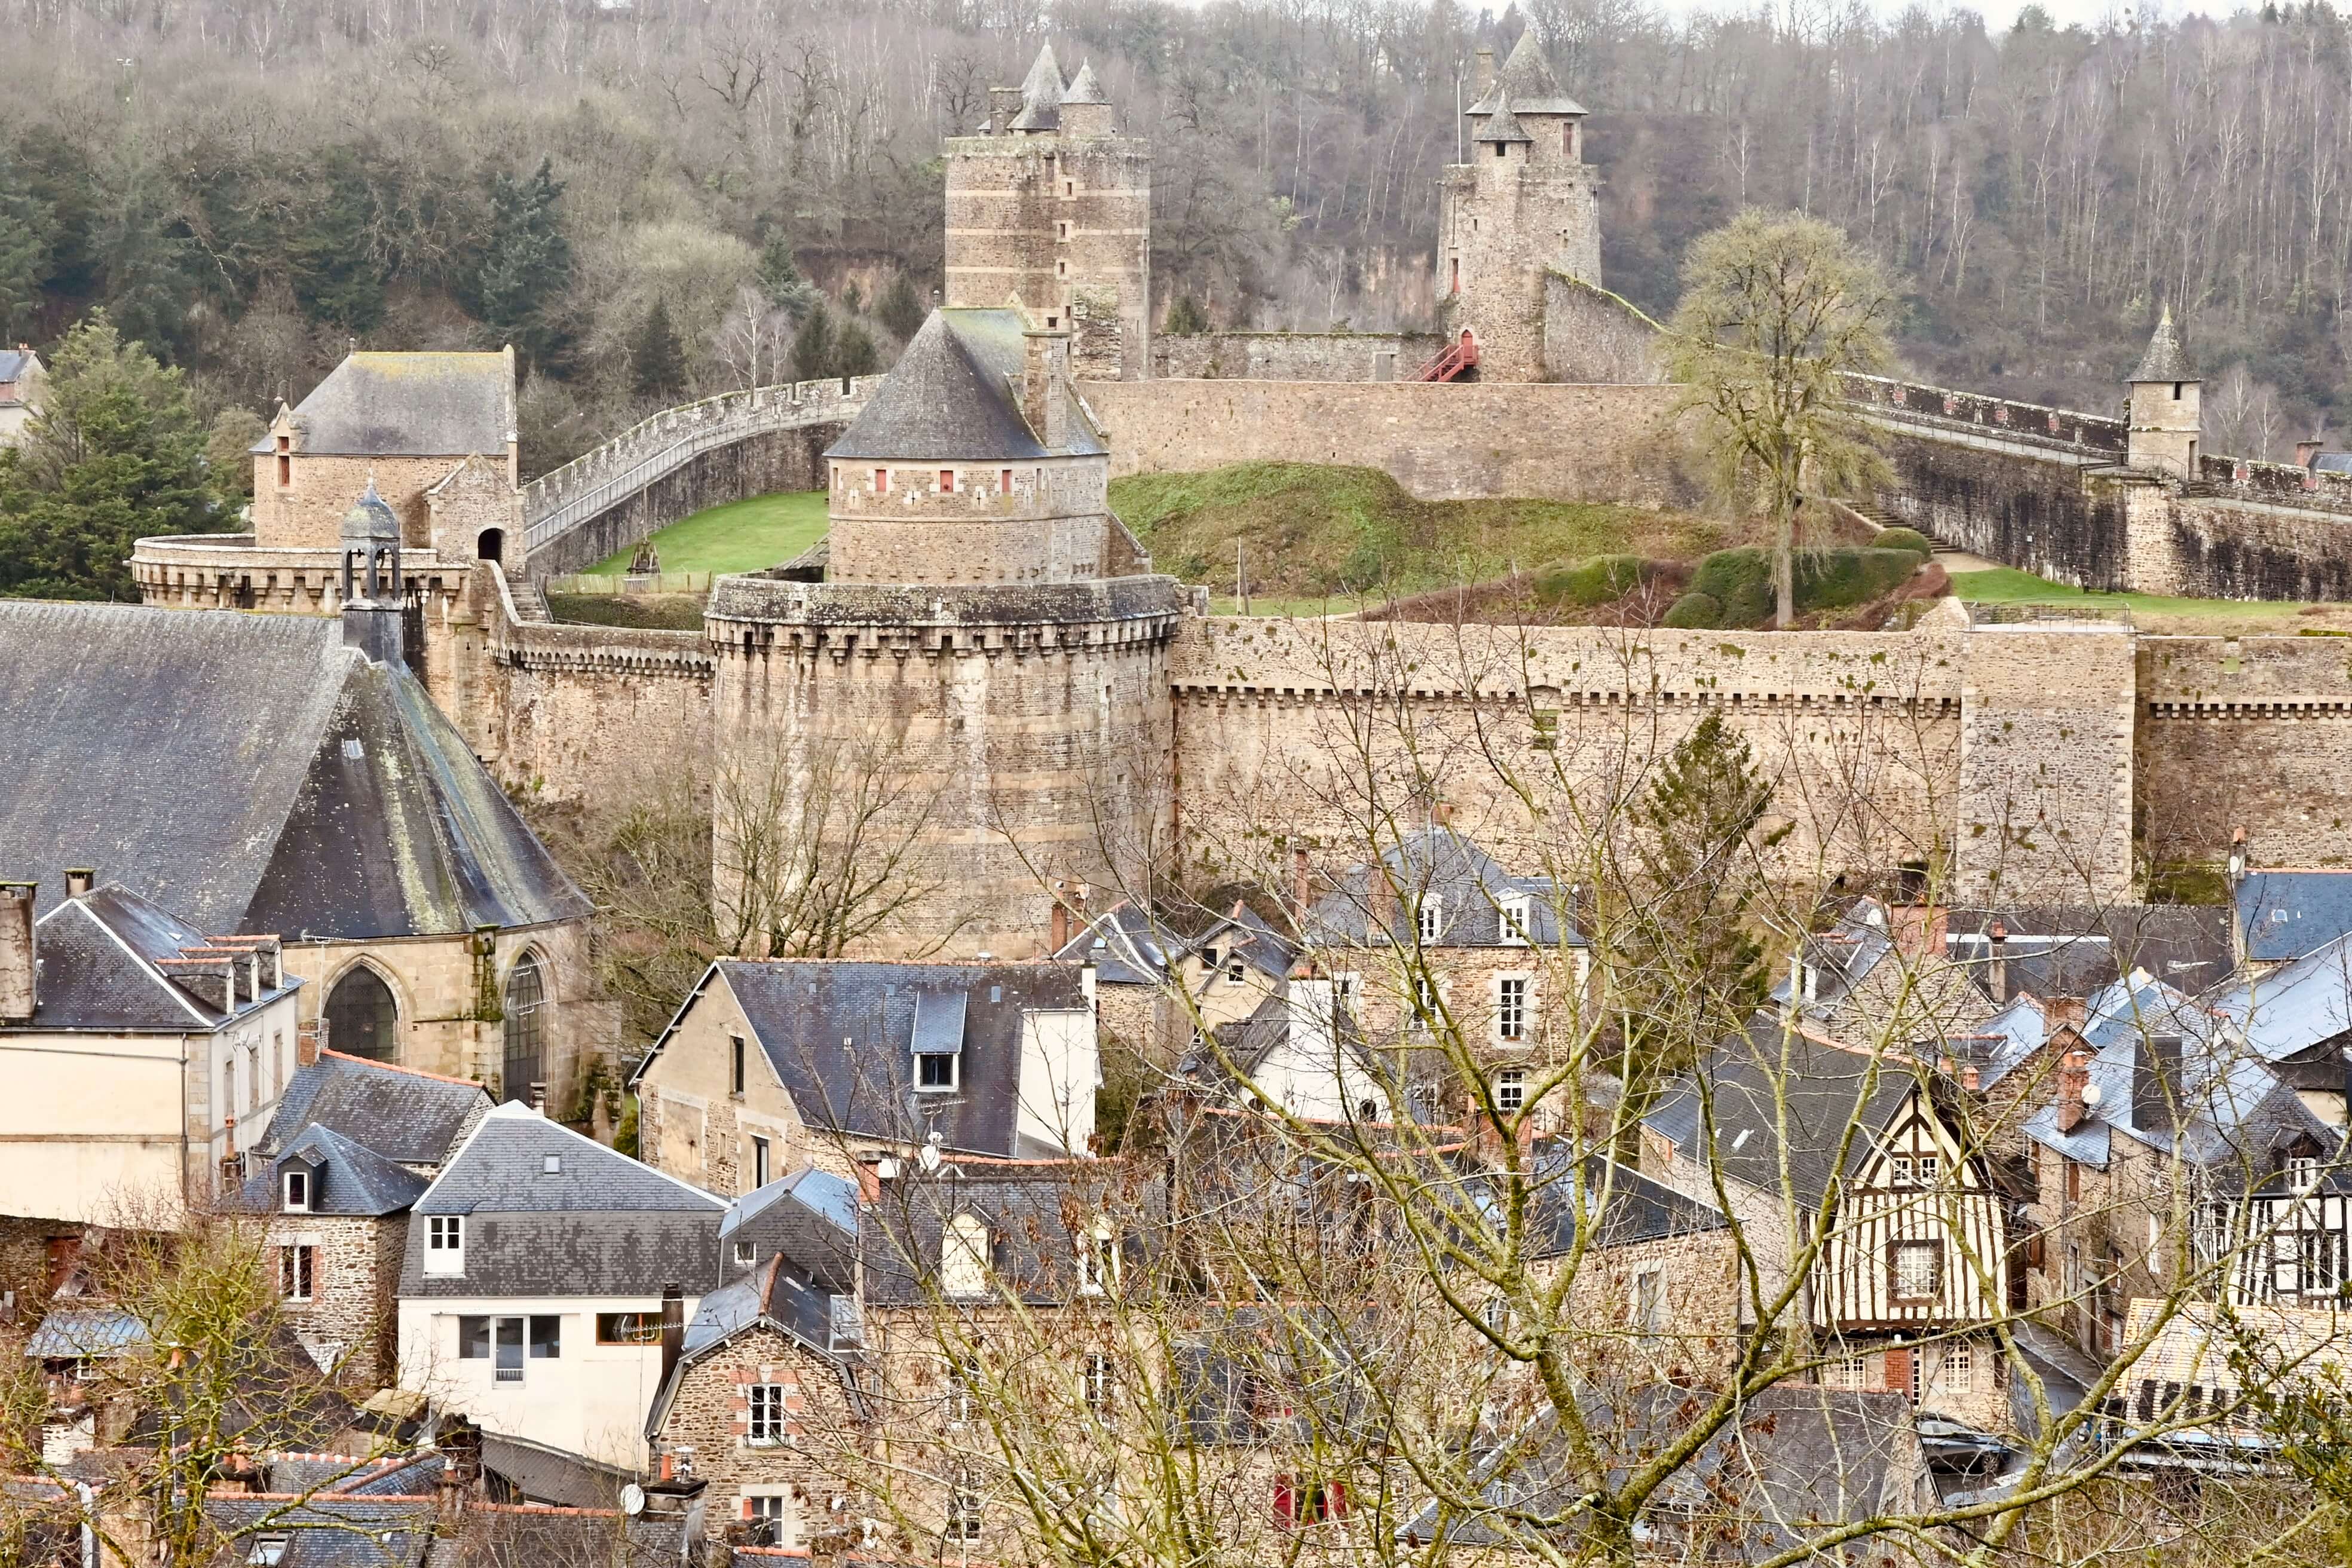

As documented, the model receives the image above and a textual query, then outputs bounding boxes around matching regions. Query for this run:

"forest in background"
[2,0,2348,476]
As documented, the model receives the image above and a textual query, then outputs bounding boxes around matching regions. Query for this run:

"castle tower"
[1437,32,1602,382]
[709,305,1181,957]
[944,46,1152,382]
[338,481,406,667]
[2126,304,2203,480]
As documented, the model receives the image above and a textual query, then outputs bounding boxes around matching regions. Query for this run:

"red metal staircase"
[1411,332,1479,382]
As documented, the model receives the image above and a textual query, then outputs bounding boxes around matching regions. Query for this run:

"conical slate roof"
[1469,30,1588,117]
[340,479,399,543]
[1012,43,1063,131]
[2131,304,2198,383]
[1472,88,1534,143]
[823,309,1105,461]
[1063,60,1107,105]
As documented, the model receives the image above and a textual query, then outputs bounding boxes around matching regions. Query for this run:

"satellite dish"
[918,1133,944,1175]
[621,1484,645,1517]
[2081,1084,2103,1107]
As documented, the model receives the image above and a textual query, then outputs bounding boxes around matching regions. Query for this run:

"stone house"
[238,1121,427,1387]
[721,1166,859,1290]
[0,344,44,445]
[394,1101,728,1468]
[1048,897,1186,1061]
[253,1048,497,1183]
[1177,901,1296,1040]
[632,959,1100,1190]
[1644,1024,2015,1431]
[644,1254,869,1548]
[0,876,301,1227]
[0,594,604,1107]
[1178,979,1394,1125]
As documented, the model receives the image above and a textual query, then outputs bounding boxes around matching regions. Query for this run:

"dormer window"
[425,1214,464,1276]
[1418,896,1444,945]
[1499,893,1531,946]
[917,1053,957,1091]
[282,1169,310,1213]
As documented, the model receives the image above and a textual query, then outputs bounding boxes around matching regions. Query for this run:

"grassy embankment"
[1947,566,2352,635]
[586,491,829,575]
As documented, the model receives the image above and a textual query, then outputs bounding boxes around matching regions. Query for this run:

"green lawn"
[1947,566,2339,632]
[589,491,828,576]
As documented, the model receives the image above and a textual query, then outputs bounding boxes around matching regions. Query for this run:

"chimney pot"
[0,882,34,1025]
[528,1082,548,1114]
[65,868,94,898]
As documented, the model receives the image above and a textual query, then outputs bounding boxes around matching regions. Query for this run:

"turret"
[339,481,406,666]
[2126,304,2203,480]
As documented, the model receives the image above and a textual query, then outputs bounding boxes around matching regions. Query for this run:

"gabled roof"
[238,1123,430,1217]
[1303,827,1581,951]
[1196,901,1299,978]
[0,602,590,938]
[643,959,1091,1160]
[416,1102,723,1215]
[1771,899,1895,1010]
[15,884,295,1033]
[1050,899,1177,985]
[0,348,36,387]
[1521,1153,1727,1257]
[1644,1022,1924,1208]
[256,1052,492,1171]
[1944,904,2232,1001]
[479,1433,630,1510]
[204,1496,438,1568]
[255,350,512,457]
[824,308,1105,461]
[1183,987,1394,1122]
[646,1254,863,1438]
[2236,871,2352,963]
[722,1165,859,1291]
[860,1157,1160,1307]
[2130,304,2198,383]
[2207,933,2352,1065]
[1467,30,1588,117]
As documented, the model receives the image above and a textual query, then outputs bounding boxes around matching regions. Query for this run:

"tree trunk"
[1774,496,1794,629]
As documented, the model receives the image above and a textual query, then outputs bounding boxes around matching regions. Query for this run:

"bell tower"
[339,481,406,667]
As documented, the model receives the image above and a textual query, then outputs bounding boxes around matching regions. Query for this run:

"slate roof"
[256,1053,492,1170]
[256,351,512,458]
[1944,904,2232,1000]
[823,308,1105,461]
[1049,898,1177,985]
[204,1496,439,1567]
[14,884,296,1032]
[1472,91,1533,143]
[1193,901,1298,979]
[1770,899,1895,1011]
[862,1158,1161,1307]
[1520,1153,1728,1257]
[645,1254,863,1438]
[444,1506,699,1567]
[2131,305,2198,383]
[239,1123,431,1217]
[0,348,34,390]
[479,1433,630,1509]
[1010,43,1063,131]
[2206,933,2352,1065]
[1467,30,1588,117]
[2235,871,2352,963]
[641,959,1092,1159]
[0,602,590,937]
[399,1104,725,1298]
[722,1165,859,1290]
[1644,1022,1922,1208]
[1181,987,1394,1120]
[1303,828,1581,951]
[1062,60,1107,104]
[24,1307,147,1359]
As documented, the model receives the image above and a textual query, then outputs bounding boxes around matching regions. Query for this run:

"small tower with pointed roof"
[944,45,1151,381]
[338,481,407,667]
[2126,304,2203,480]
[1438,30,1603,382]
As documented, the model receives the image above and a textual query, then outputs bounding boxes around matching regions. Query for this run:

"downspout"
[76,1480,95,1567]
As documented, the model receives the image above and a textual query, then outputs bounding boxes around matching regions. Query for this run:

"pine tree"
[791,304,836,381]
[758,233,814,315]
[289,149,386,332]
[474,158,574,370]
[630,298,684,399]
[0,148,53,343]
[877,272,926,341]
[0,310,215,599]
[1164,294,1209,335]
[832,319,880,378]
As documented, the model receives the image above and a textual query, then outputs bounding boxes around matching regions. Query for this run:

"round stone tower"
[944,46,1152,382]
[2125,304,2203,481]
[708,306,1181,957]
[1437,31,1603,382]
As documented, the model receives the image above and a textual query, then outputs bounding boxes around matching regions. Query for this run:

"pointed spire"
[1063,60,1107,105]
[1472,88,1533,145]
[1468,29,1588,117]
[2131,302,2198,383]
[1013,42,1064,130]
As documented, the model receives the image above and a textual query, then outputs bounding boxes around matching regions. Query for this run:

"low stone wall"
[1082,379,1696,504]
[1847,375,2126,459]
[1543,274,1668,384]
[480,609,716,809]
[1150,330,1445,382]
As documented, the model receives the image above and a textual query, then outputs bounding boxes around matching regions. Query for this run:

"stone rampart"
[1150,331,1444,382]
[1081,379,1695,504]
[2139,635,2352,870]
[1874,425,2127,590]
[1846,375,2127,458]
[1543,274,1668,384]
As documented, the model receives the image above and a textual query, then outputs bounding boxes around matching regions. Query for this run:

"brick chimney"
[2056,1042,2093,1134]
[659,1282,686,1393]
[988,86,1022,131]
[296,1020,322,1067]
[1022,326,1072,450]
[1051,896,1071,953]
[2298,439,2326,488]
[1474,47,1496,94]
[65,868,94,898]
[0,882,33,1025]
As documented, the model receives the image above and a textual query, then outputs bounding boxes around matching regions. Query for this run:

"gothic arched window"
[324,966,399,1062]
[501,952,547,1104]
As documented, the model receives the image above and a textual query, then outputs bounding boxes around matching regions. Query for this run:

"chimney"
[2228,826,2249,883]
[1474,47,1496,93]
[2133,1034,2182,1132]
[65,868,94,899]
[295,1020,322,1067]
[2298,439,2325,488]
[528,1082,548,1114]
[2056,1043,2093,1134]
[1987,920,2008,1001]
[1051,883,1072,953]
[2047,997,2087,1030]
[1022,326,1071,451]
[988,85,1022,131]
[659,1282,685,1392]
[0,882,33,1024]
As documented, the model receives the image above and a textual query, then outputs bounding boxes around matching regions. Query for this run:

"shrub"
[1723,579,1775,626]
[1662,591,1723,628]
[1795,546,1925,611]
[1874,526,1933,557]
[1535,554,1647,607]
[1690,547,1769,605]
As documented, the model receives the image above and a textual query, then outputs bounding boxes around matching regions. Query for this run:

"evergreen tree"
[0,311,216,599]
[630,298,684,399]
[877,272,926,341]
[289,149,386,332]
[758,232,815,315]
[832,319,880,378]
[474,158,574,370]
[203,406,268,507]
[791,304,836,380]
[1163,294,1209,335]
[841,280,865,316]
[0,149,54,343]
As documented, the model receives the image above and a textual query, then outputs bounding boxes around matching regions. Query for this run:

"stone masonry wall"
[1873,425,2127,590]
[256,454,461,551]
[1150,332,1445,382]
[1542,274,1667,384]
[269,1212,404,1386]
[525,424,843,583]
[826,454,1117,584]
[1082,379,1695,504]
[651,1321,860,1548]
[2137,635,2352,870]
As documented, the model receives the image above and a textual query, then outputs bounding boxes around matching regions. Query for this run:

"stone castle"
[123,34,2352,965]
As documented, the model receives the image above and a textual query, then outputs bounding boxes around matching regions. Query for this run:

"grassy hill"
[1110,463,1734,601]
[587,491,828,576]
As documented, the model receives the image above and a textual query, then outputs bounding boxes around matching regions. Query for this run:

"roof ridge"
[318,1048,486,1089]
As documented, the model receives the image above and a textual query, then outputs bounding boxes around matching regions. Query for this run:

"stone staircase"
[502,564,550,623]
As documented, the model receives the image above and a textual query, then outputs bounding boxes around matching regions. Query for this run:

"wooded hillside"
[3,0,2345,472]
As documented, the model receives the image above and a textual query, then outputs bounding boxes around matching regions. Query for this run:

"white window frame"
[1891,1239,1942,1301]
[915,1052,959,1094]
[282,1168,310,1214]
[947,1466,985,1541]
[942,1212,991,1297]
[280,1243,314,1304]
[748,1381,788,1446]
[1080,1351,1113,1416]
[1418,896,1444,945]
[1496,975,1530,1042]
[1941,1342,1974,1393]
[1494,1067,1527,1114]
[734,1240,757,1266]
[1077,1223,1118,1296]
[1499,893,1532,947]
[424,1214,464,1276]
[947,1355,981,1426]
[742,1490,797,1548]
[1630,1264,1665,1333]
